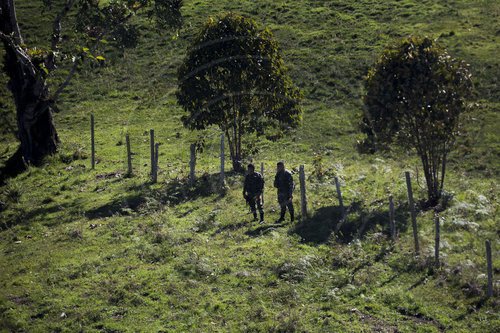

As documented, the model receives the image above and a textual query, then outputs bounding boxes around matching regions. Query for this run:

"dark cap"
[247,163,255,169]
[277,161,284,167]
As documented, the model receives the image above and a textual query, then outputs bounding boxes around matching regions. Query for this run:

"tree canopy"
[176,12,302,170]
[362,36,473,205]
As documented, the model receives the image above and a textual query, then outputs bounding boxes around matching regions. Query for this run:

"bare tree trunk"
[231,125,242,171]
[1,47,59,170]
[227,96,243,172]
[421,151,439,207]
[1,0,59,172]
[439,143,447,194]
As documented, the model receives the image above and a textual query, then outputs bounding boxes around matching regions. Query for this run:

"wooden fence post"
[126,134,132,176]
[91,114,95,169]
[150,129,155,176]
[261,162,264,204]
[299,164,307,218]
[486,240,493,298]
[405,171,420,255]
[389,195,395,242]
[220,134,225,186]
[152,143,159,183]
[435,215,440,268]
[334,177,346,222]
[155,143,159,170]
[190,144,196,188]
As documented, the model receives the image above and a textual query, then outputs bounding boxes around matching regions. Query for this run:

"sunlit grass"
[0,0,498,331]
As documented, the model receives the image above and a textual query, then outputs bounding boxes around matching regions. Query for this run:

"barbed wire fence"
[87,113,495,299]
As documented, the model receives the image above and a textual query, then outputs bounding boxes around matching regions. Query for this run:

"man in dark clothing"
[274,161,294,222]
[243,163,265,222]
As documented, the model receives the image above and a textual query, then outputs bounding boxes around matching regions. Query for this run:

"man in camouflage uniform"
[274,161,294,222]
[243,163,265,222]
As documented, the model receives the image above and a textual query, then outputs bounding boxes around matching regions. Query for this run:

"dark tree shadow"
[1,204,66,230]
[85,193,147,219]
[364,201,411,235]
[85,171,231,219]
[213,220,249,234]
[292,199,411,244]
[0,150,28,184]
[245,222,288,237]
[0,105,22,183]
[292,206,344,244]
[161,171,229,205]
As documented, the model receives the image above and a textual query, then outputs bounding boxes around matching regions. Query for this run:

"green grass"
[1,0,499,331]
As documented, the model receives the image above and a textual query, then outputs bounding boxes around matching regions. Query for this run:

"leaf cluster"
[176,12,302,140]
[75,0,182,49]
[362,36,473,151]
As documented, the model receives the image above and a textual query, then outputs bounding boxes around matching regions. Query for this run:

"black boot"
[253,212,258,221]
[259,212,264,223]
[277,206,286,223]
[289,203,295,222]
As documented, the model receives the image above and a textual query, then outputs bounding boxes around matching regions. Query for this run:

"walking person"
[274,161,294,222]
[243,163,265,222]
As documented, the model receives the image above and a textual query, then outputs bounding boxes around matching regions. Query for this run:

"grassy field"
[0,0,499,331]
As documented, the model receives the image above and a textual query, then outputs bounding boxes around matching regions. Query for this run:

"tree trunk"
[17,94,59,164]
[232,152,242,171]
[227,129,242,171]
[420,151,440,207]
[3,47,59,169]
[226,95,243,172]
[1,0,59,172]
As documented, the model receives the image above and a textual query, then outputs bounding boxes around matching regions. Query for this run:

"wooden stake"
[190,143,196,188]
[126,134,132,176]
[150,129,155,176]
[335,177,346,222]
[435,215,440,268]
[155,143,159,168]
[152,143,159,183]
[91,114,95,169]
[220,134,225,186]
[486,240,493,298]
[261,162,264,204]
[389,195,395,242]
[299,164,307,218]
[405,171,420,255]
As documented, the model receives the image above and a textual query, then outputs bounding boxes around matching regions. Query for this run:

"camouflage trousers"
[247,194,263,215]
[277,192,294,219]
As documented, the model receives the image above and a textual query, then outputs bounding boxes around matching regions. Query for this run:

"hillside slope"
[0,0,498,331]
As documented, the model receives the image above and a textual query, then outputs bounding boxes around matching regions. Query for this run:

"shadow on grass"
[292,199,411,244]
[85,193,146,219]
[1,204,67,230]
[85,171,230,219]
[292,206,344,243]
[213,220,249,234]
[245,222,288,236]
[161,171,229,205]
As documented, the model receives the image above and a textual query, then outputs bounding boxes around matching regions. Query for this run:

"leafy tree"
[176,13,302,171]
[0,0,182,172]
[362,36,473,205]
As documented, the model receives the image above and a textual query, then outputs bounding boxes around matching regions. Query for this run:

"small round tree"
[176,13,302,171]
[362,36,473,206]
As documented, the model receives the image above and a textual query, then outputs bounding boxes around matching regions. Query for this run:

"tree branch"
[439,142,447,194]
[51,0,76,51]
[52,59,78,101]
[6,0,23,44]
[0,31,36,77]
